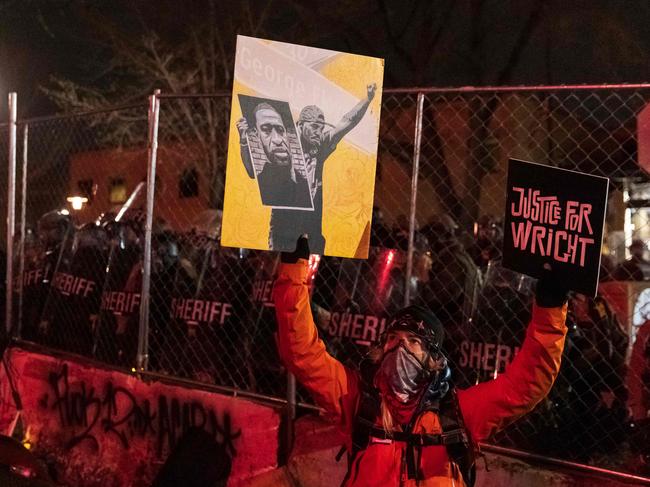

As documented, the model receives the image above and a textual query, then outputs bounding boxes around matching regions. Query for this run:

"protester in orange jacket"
[274,238,568,486]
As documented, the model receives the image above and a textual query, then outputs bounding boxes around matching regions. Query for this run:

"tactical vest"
[342,360,478,486]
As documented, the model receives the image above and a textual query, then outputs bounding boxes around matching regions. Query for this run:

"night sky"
[1,0,650,119]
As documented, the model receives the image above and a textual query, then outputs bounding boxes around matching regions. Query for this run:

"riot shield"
[247,251,321,397]
[247,251,282,395]
[316,247,410,367]
[39,223,108,355]
[451,260,555,453]
[546,293,630,460]
[15,225,72,343]
[159,232,254,388]
[148,230,181,372]
[94,219,144,366]
[453,260,534,388]
[415,239,481,372]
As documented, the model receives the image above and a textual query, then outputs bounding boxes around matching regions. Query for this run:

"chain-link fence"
[6,106,149,359]
[4,86,650,476]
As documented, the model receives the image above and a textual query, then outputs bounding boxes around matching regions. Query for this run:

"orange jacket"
[274,261,568,486]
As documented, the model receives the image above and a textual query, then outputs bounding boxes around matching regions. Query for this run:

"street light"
[66,195,88,211]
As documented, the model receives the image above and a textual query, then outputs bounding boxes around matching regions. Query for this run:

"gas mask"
[375,344,430,403]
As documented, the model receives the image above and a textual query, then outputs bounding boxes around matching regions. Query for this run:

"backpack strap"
[347,359,382,458]
[360,417,469,446]
[439,387,478,487]
[345,366,477,486]
[339,361,381,485]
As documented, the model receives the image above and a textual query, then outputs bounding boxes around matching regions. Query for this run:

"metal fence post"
[6,93,17,335]
[285,372,297,461]
[405,92,425,306]
[16,124,28,338]
[137,90,161,371]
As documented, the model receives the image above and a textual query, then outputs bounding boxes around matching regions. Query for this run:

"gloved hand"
[535,266,570,308]
[280,235,310,263]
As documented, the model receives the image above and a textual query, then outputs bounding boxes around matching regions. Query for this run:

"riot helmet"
[37,209,72,249]
[72,222,109,253]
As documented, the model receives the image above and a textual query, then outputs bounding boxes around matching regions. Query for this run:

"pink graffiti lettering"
[511,221,595,267]
[565,201,594,234]
[510,187,561,225]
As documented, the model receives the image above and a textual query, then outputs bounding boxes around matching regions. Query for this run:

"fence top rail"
[481,444,650,485]
[383,83,650,94]
[154,83,650,99]
[15,102,148,125]
[156,91,231,99]
[4,82,650,125]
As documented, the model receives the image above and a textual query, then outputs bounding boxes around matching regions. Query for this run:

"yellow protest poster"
[221,35,384,258]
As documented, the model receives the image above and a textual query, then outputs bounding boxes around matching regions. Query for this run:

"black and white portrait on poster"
[237,95,314,211]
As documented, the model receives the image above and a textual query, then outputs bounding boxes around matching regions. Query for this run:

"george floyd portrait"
[237,94,313,211]
[236,86,377,253]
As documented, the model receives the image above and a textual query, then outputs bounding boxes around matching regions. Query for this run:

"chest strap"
[360,419,468,447]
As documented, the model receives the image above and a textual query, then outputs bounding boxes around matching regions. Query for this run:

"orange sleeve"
[458,302,568,442]
[273,260,359,429]
[627,321,650,421]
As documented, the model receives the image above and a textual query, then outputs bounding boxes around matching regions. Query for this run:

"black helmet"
[98,209,150,246]
[153,230,180,270]
[422,214,459,248]
[383,305,444,352]
[73,222,109,252]
[190,209,223,240]
[391,230,430,254]
[475,215,503,243]
[37,209,72,247]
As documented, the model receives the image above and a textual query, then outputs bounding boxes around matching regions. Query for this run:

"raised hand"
[280,235,310,263]
[535,265,571,308]
[367,83,377,102]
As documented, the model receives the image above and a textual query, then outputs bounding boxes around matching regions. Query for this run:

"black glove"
[280,235,310,263]
[535,267,570,308]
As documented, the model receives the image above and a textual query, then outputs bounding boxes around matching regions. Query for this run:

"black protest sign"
[502,158,609,296]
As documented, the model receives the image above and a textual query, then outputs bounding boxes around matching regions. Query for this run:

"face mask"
[375,344,429,403]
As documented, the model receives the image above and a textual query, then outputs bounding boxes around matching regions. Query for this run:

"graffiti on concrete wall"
[40,363,241,457]
[0,348,280,487]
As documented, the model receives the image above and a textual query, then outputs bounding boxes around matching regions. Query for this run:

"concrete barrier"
[0,347,281,486]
